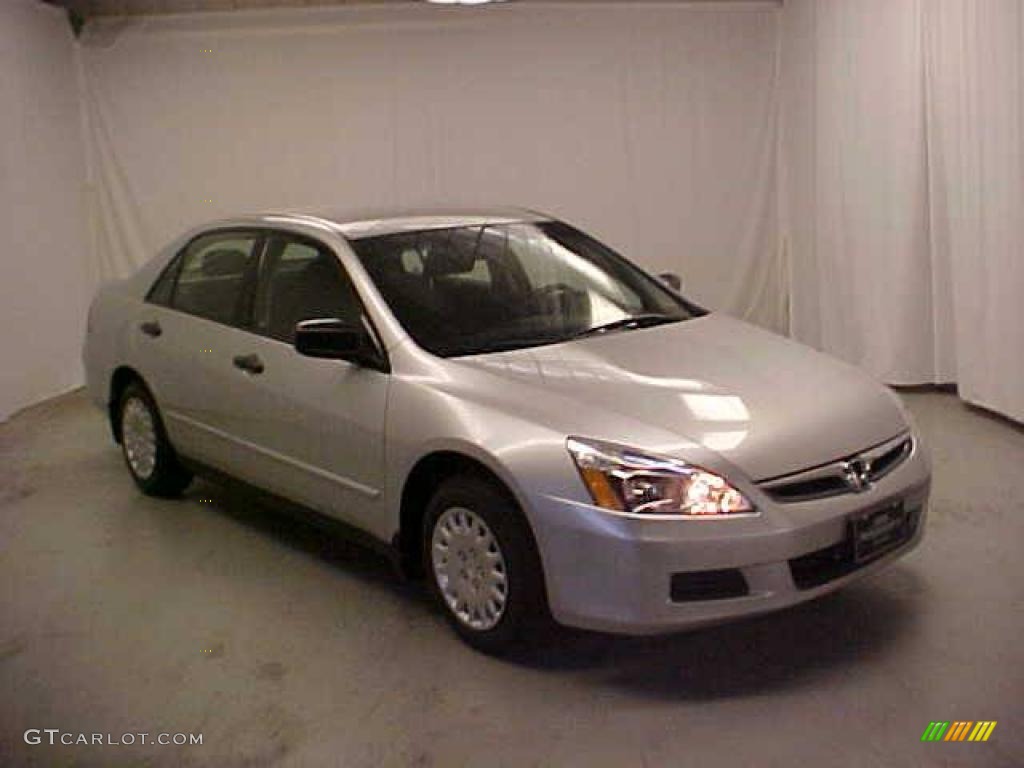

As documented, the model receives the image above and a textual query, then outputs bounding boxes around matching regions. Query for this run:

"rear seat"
[174,248,249,324]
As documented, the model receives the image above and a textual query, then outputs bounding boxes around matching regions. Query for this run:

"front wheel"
[424,475,550,654]
[118,382,192,497]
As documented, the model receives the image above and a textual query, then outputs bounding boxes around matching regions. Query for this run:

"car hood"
[450,314,908,481]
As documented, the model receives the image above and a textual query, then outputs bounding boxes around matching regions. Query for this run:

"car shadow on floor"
[511,581,923,700]
[187,476,926,702]
[184,477,424,594]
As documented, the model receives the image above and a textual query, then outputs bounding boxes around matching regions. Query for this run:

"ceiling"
[51,0,775,20]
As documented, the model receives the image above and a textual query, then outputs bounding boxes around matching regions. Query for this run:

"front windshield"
[350,220,701,358]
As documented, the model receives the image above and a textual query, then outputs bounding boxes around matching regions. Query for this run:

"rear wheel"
[424,475,550,654]
[118,382,192,497]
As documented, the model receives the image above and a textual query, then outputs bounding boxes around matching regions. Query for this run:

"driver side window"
[254,235,362,344]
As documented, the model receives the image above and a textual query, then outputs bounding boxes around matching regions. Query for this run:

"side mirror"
[658,272,682,292]
[294,318,385,370]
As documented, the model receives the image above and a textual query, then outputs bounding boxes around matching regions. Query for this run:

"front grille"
[767,475,849,502]
[759,434,913,503]
[670,568,749,602]
[868,438,913,480]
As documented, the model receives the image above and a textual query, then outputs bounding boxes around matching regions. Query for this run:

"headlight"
[566,437,755,517]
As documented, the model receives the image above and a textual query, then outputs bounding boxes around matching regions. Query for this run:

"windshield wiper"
[441,315,681,357]
[571,313,679,340]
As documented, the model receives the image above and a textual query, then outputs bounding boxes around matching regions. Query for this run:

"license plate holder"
[852,503,910,564]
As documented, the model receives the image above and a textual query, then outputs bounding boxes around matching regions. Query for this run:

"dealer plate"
[852,503,910,564]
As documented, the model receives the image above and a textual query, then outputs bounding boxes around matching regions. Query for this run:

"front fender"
[382,376,582,540]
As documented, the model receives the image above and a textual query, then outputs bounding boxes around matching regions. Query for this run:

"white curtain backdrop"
[77,3,786,331]
[4,0,1020,425]
[0,0,91,422]
[781,0,936,382]
[782,0,1024,422]
[923,0,1024,423]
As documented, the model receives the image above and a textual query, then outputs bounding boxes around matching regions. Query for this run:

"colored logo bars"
[921,721,997,742]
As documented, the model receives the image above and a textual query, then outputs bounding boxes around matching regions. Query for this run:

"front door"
[217,232,390,528]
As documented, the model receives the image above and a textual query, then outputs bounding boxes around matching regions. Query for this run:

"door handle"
[140,320,162,338]
[232,353,265,375]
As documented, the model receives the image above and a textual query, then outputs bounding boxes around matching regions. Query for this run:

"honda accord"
[83,208,930,653]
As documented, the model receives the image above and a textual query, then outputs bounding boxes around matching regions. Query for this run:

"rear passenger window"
[147,258,179,306]
[172,233,259,325]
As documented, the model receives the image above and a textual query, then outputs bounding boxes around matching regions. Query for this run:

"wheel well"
[108,366,144,443]
[398,451,520,579]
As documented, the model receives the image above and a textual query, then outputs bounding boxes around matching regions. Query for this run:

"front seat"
[269,255,357,343]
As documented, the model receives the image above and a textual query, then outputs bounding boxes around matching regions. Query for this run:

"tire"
[118,381,192,497]
[423,474,551,654]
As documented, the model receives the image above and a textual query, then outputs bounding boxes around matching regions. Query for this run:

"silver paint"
[83,209,932,634]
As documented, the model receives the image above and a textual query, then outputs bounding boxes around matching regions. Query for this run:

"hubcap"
[122,397,157,480]
[431,507,508,631]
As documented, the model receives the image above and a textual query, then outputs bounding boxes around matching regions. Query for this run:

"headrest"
[201,248,248,277]
[301,254,338,278]
[423,248,476,278]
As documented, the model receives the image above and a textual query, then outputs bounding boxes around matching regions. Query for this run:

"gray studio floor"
[1,388,1021,767]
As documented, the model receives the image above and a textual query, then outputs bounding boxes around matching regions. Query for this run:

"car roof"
[238,206,553,240]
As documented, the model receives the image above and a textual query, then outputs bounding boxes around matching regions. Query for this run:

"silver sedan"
[83,208,930,653]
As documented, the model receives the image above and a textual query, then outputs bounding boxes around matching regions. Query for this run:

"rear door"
[133,229,264,470]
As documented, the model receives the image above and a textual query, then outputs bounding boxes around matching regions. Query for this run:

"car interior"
[258,247,361,343]
[361,235,594,351]
[173,246,251,325]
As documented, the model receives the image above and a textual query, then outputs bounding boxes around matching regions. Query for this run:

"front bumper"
[527,441,930,635]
